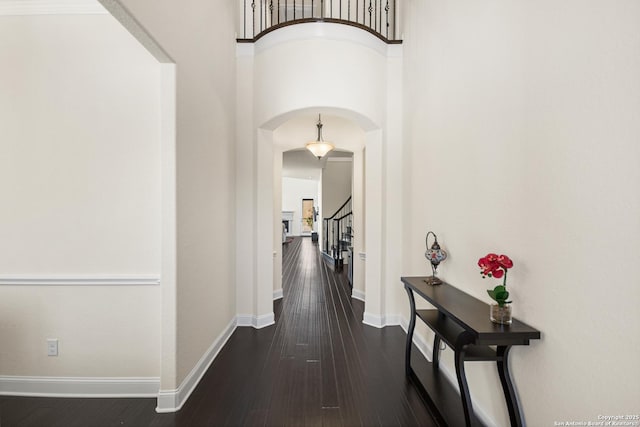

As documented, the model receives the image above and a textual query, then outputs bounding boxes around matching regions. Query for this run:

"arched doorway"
[252,108,383,328]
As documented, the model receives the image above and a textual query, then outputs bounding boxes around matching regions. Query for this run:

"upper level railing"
[237,0,401,44]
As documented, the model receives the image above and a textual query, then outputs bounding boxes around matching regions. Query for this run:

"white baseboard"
[273,288,283,300]
[156,312,275,413]
[0,376,159,398]
[351,288,365,302]
[236,312,275,329]
[236,315,254,327]
[255,312,275,328]
[155,317,237,413]
[362,312,402,328]
[362,312,385,328]
[383,314,402,326]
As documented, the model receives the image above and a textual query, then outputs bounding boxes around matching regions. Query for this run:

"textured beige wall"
[322,160,353,218]
[0,14,162,378]
[402,1,640,425]
[116,0,238,389]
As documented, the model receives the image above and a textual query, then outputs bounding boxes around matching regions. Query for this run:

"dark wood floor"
[0,237,437,427]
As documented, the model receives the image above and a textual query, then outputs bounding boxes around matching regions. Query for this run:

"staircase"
[322,196,353,281]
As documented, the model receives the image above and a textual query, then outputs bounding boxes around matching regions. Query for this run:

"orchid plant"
[478,253,514,307]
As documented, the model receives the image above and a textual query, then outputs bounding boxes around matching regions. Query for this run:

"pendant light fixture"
[306,114,334,159]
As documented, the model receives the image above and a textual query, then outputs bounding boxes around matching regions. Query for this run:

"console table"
[402,276,541,427]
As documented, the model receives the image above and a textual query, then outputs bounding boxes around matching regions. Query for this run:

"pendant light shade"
[306,114,334,159]
[306,141,334,158]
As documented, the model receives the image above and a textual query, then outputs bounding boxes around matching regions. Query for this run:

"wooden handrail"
[324,196,352,221]
[237,18,402,44]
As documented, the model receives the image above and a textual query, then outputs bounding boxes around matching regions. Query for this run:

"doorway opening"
[269,111,372,325]
[301,198,315,235]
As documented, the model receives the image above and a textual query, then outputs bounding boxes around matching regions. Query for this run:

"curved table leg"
[497,345,524,427]
[404,285,417,376]
[454,348,474,427]
[432,335,441,369]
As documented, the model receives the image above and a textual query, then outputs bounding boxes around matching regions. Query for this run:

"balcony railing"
[237,0,401,43]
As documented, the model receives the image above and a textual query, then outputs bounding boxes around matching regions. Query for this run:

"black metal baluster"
[336,220,340,262]
[368,0,372,30]
[269,0,274,27]
[285,0,288,21]
[379,0,382,34]
[259,0,263,33]
[385,0,389,39]
[355,0,358,24]
[372,0,375,33]
[347,0,350,21]
[251,0,256,37]
[392,0,396,40]
[393,0,398,40]
[293,0,296,19]
[243,0,247,38]
[335,220,339,261]
[277,0,280,23]
[312,0,314,18]
[374,0,377,33]
[302,0,304,18]
[324,220,327,253]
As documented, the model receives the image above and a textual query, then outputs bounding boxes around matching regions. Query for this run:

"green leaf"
[495,290,509,301]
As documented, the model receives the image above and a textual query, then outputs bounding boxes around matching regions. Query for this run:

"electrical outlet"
[47,339,58,356]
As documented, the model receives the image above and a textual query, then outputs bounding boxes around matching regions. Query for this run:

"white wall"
[282,177,320,236]
[402,1,640,425]
[322,159,353,218]
[0,14,161,379]
[115,0,238,407]
[252,24,389,129]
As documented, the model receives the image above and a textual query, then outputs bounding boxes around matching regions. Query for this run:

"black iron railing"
[323,196,353,268]
[237,0,401,43]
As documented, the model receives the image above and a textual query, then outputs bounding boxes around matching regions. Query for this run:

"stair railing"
[323,196,352,268]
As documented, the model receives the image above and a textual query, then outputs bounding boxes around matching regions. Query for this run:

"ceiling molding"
[0,0,108,16]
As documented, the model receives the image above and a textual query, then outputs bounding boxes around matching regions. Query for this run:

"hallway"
[0,237,436,426]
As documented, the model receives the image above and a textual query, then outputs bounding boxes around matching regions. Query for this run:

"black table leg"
[432,335,441,369]
[497,345,524,427]
[404,285,417,376]
[454,348,474,427]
